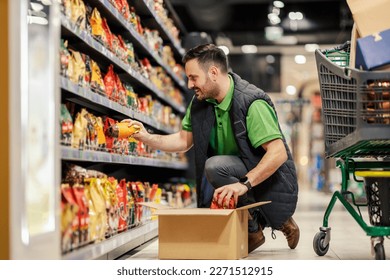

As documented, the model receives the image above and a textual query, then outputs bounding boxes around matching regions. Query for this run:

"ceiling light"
[40,0,53,5]
[27,15,48,25]
[273,1,285,8]
[218,45,230,55]
[266,55,275,64]
[294,55,306,64]
[288,12,304,21]
[295,12,303,20]
[268,13,281,25]
[31,2,44,11]
[265,26,283,41]
[272,7,280,16]
[304,44,319,52]
[286,85,297,96]
[241,45,257,54]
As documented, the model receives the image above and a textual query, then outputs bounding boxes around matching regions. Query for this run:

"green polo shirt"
[182,75,282,155]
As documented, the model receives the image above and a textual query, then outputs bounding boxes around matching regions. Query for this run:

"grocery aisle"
[120,187,390,260]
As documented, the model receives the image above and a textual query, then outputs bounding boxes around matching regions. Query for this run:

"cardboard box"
[347,0,390,37]
[356,28,390,70]
[349,23,360,69]
[140,201,271,259]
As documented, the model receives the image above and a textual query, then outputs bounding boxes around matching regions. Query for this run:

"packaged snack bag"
[210,194,236,209]
[71,108,89,149]
[103,64,118,100]
[117,75,128,106]
[70,0,86,30]
[117,35,128,63]
[103,116,120,153]
[72,182,89,245]
[61,183,79,253]
[101,17,113,51]
[68,49,86,86]
[125,84,138,110]
[60,39,70,77]
[107,122,140,139]
[116,179,129,231]
[85,178,107,242]
[94,116,106,151]
[60,104,73,146]
[90,59,106,95]
[101,178,119,237]
[89,7,106,45]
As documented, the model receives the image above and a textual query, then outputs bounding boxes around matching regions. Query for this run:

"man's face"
[185,59,219,100]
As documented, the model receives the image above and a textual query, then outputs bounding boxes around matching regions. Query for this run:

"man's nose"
[187,80,194,89]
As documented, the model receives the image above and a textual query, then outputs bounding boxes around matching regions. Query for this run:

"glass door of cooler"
[9,0,61,259]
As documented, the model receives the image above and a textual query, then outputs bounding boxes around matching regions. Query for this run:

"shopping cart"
[313,41,390,259]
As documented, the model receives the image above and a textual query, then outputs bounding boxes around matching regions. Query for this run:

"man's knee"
[204,156,221,176]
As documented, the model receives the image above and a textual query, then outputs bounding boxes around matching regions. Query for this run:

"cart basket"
[315,42,390,158]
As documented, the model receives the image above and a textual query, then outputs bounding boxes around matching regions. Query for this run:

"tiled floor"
[121,188,390,260]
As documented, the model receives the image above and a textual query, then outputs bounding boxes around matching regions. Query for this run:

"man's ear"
[209,65,219,81]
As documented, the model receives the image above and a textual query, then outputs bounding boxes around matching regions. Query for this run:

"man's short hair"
[182,44,228,73]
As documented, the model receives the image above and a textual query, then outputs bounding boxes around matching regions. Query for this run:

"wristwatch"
[239,176,252,191]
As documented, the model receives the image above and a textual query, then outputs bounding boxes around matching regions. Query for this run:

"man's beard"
[194,78,219,100]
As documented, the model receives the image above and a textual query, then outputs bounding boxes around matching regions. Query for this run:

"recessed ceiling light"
[273,1,285,8]
[305,44,320,52]
[286,85,297,95]
[241,45,257,54]
[294,55,306,64]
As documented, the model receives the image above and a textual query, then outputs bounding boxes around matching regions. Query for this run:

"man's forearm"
[143,131,192,153]
[246,139,288,187]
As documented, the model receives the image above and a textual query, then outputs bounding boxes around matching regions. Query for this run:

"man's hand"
[213,182,247,207]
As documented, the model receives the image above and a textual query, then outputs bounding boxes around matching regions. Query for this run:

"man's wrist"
[239,176,252,191]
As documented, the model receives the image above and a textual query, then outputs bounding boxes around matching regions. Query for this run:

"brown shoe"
[279,217,300,249]
[248,227,265,253]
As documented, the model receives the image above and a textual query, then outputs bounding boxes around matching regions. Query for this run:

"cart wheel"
[313,231,329,256]
[374,243,385,260]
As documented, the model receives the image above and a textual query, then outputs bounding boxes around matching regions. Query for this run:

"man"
[125,44,299,253]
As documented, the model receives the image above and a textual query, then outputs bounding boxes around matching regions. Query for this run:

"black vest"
[191,72,298,229]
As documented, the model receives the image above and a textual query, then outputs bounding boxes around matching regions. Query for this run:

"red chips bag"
[210,194,236,209]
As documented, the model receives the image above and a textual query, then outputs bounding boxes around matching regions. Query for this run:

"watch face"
[240,176,248,183]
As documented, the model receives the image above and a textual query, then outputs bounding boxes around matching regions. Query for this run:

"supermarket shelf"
[61,16,186,114]
[61,146,189,170]
[89,0,186,91]
[163,0,187,35]
[62,220,158,260]
[60,77,177,134]
[133,0,186,57]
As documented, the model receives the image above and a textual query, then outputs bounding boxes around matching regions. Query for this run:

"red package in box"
[210,194,236,209]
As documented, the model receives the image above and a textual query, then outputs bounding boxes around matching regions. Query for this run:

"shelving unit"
[59,0,188,260]
[63,220,158,260]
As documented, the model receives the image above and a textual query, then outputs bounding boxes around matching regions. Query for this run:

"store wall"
[0,0,10,259]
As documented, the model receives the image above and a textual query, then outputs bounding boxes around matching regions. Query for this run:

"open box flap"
[155,208,234,216]
[139,201,271,214]
[236,201,271,211]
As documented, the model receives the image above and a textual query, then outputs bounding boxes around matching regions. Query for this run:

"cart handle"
[355,171,390,177]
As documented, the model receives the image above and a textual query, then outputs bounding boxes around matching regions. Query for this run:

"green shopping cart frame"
[314,42,390,260]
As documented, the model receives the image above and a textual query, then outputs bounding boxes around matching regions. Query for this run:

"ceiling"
[170,0,353,49]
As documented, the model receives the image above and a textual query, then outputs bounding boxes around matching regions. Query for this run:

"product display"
[58,0,190,259]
